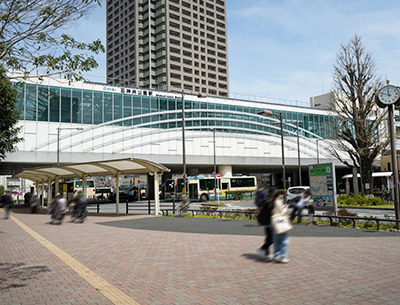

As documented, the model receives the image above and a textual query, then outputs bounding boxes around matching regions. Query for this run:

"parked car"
[286,186,310,207]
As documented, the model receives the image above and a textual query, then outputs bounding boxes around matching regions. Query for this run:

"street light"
[258,110,286,192]
[210,128,217,200]
[57,127,84,165]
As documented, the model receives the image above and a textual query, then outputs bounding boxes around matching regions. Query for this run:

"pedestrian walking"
[2,190,14,219]
[271,191,291,263]
[256,186,278,260]
[29,192,39,214]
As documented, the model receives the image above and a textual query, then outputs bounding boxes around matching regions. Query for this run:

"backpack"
[257,197,272,226]
[254,189,266,208]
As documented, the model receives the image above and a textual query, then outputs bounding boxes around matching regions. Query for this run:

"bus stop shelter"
[12,158,170,215]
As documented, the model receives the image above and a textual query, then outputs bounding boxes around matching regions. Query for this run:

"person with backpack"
[256,186,278,260]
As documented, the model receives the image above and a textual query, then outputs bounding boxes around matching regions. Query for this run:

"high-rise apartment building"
[106,0,229,97]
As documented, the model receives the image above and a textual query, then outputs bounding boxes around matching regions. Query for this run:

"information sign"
[309,163,337,212]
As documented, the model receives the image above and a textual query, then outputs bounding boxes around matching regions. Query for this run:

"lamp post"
[297,121,301,186]
[210,128,217,200]
[57,127,84,165]
[258,110,286,192]
[316,139,320,164]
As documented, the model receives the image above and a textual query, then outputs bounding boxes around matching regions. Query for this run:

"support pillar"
[154,172,160,216]
[116,175,120,214]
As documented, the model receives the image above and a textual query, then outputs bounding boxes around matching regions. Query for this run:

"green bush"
[337,194,387,207]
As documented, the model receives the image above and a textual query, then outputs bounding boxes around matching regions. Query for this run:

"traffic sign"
[217,173,221,177]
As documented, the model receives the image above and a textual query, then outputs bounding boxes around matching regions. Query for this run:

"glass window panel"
[186,121,193,127]
[160,114,167,121]
[133,117,141,125]
[160,122,167,129]
[168,98,176,110]
[215,103,222,110]
[123,95,132,126]
[168,113,176,120]
[104,92,112,123]
[72,89,81,124]
[151,97,159,112]
[114,93,122,125]
[49,87,60,122]
[201,120,208,126]
[192,101,199,109]
[185,100,191,109]
[151,114,159,122]
[83,90,92,124]
[60,88,71,123]
[37,85,48,121]
[160,98,168,111]
[229,105,235,111]
[193,112,199,117]
[142,96,150,114]
[244,107,249,112]
[193,120,200,126]
[169,122,176,128]
[201,102,207,109]
[208,112,214,118]
[25,84,37,121]
[208,103,215,109]
[249,107,256,114]
[133,96,141,115]
[15,84,24,120]
[223,104,229,110]
[237,106,242,112]
[93,91,102,124]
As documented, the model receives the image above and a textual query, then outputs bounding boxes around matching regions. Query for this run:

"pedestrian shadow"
[241,253,272,263]
[0,263,51,290]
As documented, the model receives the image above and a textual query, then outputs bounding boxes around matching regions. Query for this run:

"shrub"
[337,194,387,207]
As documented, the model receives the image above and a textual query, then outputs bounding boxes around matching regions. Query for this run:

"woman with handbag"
[271,191,292,264]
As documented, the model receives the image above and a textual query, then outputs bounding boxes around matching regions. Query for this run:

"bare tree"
[0,0,104,81]
[328,35,389,194]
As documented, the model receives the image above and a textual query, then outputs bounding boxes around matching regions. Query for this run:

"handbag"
[271,213,292,234]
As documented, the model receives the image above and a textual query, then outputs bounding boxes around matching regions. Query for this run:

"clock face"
[378,85,400,105]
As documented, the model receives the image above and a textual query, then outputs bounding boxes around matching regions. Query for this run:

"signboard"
[309,163,337,212]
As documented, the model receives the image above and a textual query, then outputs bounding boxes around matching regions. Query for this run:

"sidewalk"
[1,207,400,304]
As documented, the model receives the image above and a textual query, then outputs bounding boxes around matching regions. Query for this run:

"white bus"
[62,180,96,201]
[163,175,257,202]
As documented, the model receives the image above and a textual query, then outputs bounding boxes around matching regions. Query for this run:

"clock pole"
[388,104,400,229]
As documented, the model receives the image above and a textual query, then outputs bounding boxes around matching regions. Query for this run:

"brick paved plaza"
[1,207,400,304]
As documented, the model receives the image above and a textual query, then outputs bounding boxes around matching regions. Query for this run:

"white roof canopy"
[12,158,170,183]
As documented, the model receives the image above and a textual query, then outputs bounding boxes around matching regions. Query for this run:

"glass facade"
[15,83,332,139]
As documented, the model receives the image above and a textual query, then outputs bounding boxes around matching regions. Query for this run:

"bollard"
[148,199,151,214]
[126,200,129,214]
[97,201,100,213]
[172,199,175,214]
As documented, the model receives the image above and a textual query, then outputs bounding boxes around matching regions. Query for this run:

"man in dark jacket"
[256,186,278,260]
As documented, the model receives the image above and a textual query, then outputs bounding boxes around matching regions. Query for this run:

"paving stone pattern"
[1,209,400,304]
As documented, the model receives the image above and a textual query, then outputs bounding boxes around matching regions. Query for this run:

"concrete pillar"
[41,183,45,207]
[218,165,232,177]
[116,175,120,214]
[48,179,52,204]
[154,173,160,215]
[82,176,87,198]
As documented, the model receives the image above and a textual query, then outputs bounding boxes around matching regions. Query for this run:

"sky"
[68,0,400,107]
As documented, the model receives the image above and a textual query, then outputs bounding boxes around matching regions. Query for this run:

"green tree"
[0,67,23,160]
[328,35,389,194]
[0,0,104,81]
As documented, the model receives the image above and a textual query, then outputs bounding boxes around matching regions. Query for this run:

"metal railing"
[315,215,400,231]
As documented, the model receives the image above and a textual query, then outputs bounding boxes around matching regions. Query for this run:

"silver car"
[286,186,310,206]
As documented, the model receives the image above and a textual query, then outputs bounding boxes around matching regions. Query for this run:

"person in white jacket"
[290,189,311,223]
[272,192,291,263]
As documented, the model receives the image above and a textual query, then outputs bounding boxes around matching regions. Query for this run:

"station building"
[2,75,351,191]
